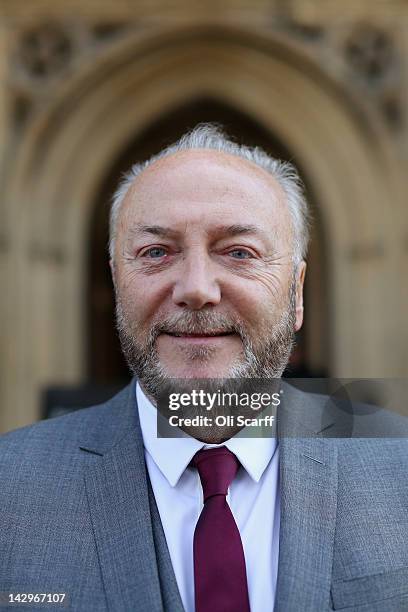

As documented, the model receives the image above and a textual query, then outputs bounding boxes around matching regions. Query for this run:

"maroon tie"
[192,447,251,612]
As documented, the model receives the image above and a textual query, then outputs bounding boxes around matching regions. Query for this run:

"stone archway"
[2,24,405,430]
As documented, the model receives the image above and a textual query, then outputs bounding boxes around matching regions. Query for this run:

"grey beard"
[114,280,297,403]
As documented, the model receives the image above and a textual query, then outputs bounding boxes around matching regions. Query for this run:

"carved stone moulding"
[15,22,73,82]
[344,22,395,83]
[8,18,132,128]
[12,18,131,85]
[7,16,405,136]
[342,22,403,131]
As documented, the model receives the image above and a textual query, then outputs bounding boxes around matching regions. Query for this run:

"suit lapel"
[81,380,181,612]
[274,384,339,612]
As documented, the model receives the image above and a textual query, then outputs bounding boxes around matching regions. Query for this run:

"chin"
[165,363,231,380]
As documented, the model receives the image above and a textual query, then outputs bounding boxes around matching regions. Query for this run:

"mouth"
[165,331,235,337]
[161,331,237,343]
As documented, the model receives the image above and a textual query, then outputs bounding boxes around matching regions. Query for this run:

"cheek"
[225,273,291,330]
[252,269,292,307]
[117,270,171,326]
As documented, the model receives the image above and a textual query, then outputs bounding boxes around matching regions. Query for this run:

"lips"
[161,331,237,344]
[165,331,235,338]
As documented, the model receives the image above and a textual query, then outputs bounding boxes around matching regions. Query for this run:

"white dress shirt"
[136,382,280,612]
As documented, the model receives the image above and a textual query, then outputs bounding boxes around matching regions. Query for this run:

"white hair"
[109,123,310,264]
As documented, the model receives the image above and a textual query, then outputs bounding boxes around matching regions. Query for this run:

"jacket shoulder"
[0,382,135,469]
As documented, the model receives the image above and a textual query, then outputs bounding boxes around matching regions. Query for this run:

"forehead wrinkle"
[126,149,286,205]
[126,222,273,243]
[135,148,278,190]
[126,224,179,239]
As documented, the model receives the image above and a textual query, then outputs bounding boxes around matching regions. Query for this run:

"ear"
[109,259,116,289]
[294,260,306,332]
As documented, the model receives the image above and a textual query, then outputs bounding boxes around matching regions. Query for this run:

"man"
[1,125,408,612]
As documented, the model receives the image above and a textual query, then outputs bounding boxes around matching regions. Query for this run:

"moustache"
[150,312,244,339]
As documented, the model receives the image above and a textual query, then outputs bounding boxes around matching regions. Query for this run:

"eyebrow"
[127,225,179,239]
[127,223,268,240]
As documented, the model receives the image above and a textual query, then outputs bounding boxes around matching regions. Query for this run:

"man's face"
[112,150,306,399]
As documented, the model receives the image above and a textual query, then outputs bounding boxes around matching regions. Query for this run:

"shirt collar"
[136,382,277,487]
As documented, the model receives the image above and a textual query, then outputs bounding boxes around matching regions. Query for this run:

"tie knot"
[193,447,240,502]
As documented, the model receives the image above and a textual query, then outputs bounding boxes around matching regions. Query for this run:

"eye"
[142,246,168,258]
[228,248,254,259]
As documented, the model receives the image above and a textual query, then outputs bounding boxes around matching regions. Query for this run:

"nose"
[172,253,221,310]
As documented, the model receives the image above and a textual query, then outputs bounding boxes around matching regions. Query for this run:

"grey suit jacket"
[1,378,408,612]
